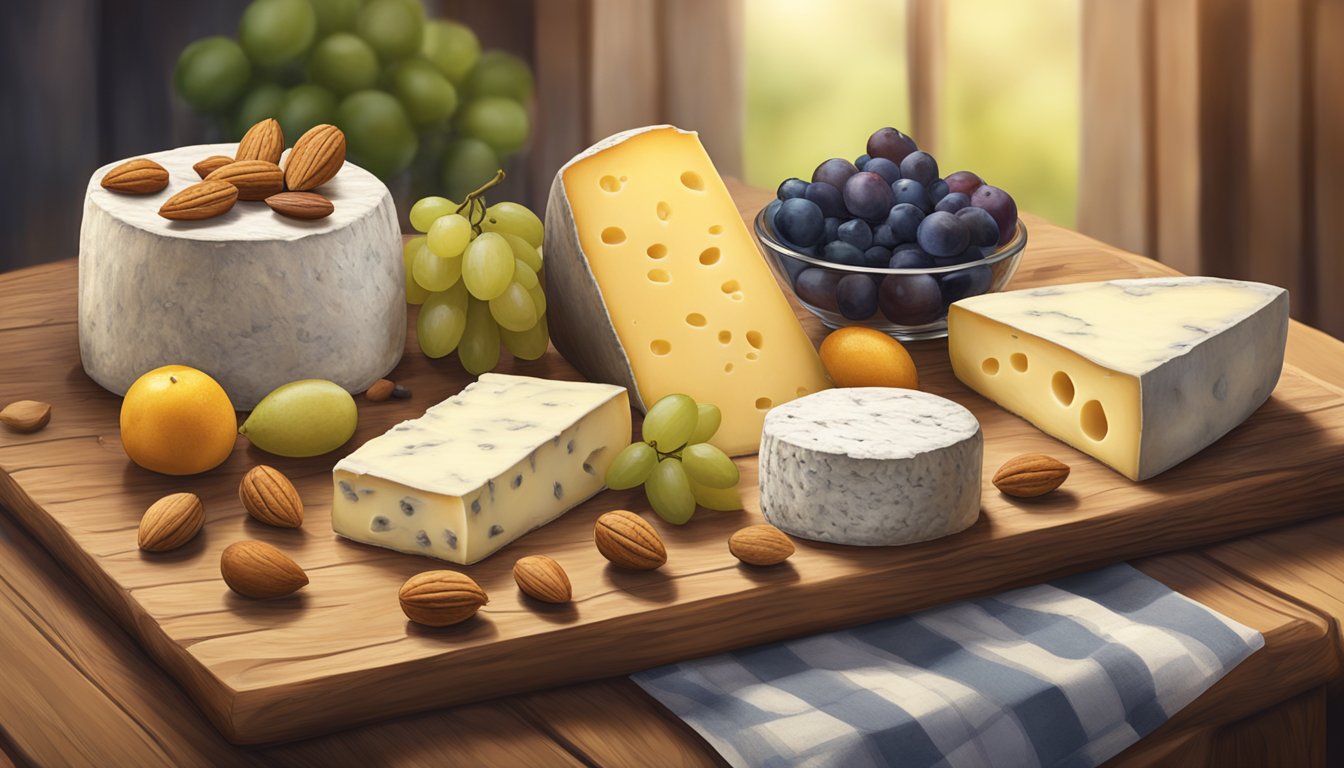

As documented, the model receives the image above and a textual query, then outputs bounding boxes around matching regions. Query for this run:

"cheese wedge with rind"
[948,277,1288,480]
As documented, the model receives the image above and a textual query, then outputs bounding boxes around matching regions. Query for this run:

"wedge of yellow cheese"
[544,126,831,456]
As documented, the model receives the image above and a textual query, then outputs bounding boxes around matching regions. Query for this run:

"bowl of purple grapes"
[755,127,1026,341]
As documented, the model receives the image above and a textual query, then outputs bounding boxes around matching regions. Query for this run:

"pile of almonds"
[100,119,345,222]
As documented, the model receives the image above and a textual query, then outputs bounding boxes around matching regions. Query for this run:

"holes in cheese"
[647,243,668,259]
[1010,353,1029,372]
[708,224,723,235]
[648,269,670,283]
[1081,400,1108,441]
[600,175,622,192]
[651,340,671,355]
[686,313,707,327]
[699,247,721,266]
[746,330,763,349]
[601,227,625,244]
[1052,371,1075,406]
[982,358,1000,375]
[657,201,672,221]
[718,330,732,344]
[680,171,705,191]
[755,397,773,410]
[721,279,740,294]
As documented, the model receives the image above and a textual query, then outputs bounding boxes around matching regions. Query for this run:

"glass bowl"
[754,206,1027,341]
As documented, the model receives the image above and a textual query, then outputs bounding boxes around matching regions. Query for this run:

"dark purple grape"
[928,179,950,205]
[899,151,939,187]
[889,246,934,269]
[855,153,871,169]
[916,211,970,257]
[885,203,925,243]
[957,206,1000,248]
[863,245,892,267]
[774,198,825,247]
[836,274,879,319]
[862,157,902,185]
[777,177,808,200]
[822,240,866,267]
[842,171,895,222]
[933,245,986,267]
[867,127,918,164]
[971,185,1018,246]
[873,223,899,249]
[794,268,841,310]
[765,198,782,230]
[940,264,993,304]
[890,179,931,213]
[945,170,983,196]
[779,252,809,283]
[804,182,846,218]
[935,192,971,214]
[812,158,859,189]
[838,218,873,250]
[822,217,841,244]
[879,274,943,325]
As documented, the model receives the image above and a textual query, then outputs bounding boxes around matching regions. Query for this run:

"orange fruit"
[119,365,238,475]
[819,327,920,389]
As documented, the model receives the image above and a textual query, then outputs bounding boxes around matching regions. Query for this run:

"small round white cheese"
[759,388,982,546]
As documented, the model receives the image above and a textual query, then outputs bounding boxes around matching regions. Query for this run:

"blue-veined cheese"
[332,374,631,564]
[948,277,1288,480]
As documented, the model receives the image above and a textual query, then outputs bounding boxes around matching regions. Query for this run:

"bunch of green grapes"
[606,395,743,525]
[173,0,533,194]
[405,173,547,374]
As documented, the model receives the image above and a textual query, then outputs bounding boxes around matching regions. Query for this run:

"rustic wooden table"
[2,185,1342,766]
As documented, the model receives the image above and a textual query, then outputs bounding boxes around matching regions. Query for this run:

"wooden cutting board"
[3,197,1343,745]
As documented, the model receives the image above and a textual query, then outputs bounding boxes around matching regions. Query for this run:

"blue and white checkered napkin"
[633,564,1263,768]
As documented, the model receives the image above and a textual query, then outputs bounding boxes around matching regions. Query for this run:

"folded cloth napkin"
[633,564,1262,768]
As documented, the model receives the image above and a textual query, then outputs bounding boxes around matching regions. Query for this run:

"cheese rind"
[543,126,832,457]
[948,277,1288,480]
[332,374,631,565]
[759,388,982,546]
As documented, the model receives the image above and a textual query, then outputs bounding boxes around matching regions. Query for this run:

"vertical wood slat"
[531,0,589,205]
[1151,0,1203,276]
[1313,0,1344,338]
[588,0,662,140]
[659,0,745,177]
[906,0,946,154]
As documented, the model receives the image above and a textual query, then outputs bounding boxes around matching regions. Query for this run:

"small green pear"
[239,379,358,457]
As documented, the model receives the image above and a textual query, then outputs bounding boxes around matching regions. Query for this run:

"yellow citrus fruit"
[119,365,238,475]
[819,327,920,389]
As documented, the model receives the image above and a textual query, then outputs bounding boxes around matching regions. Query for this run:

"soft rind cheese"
[543,125,832,457]
[332,374,631,565]
[948,277,1288,480]
[79,143,405,409]
[759,388,982,546]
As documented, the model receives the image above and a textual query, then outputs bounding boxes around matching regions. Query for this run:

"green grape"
[417,283,468,358]
[279,84,337,139]
[689,403,722,444]
[421,20,480,84]
[482,202,544,248]
[526,284,547,316]
[337,90,419,178]
[500,232,543,272]
[606,442,657,490]
[458,297,501,374]
[641,394,698,450]
[689,480,745,512]
[441,138,499,201]
[409,196,456,233]
[511,260,538,289]
[238,0,317,69]
[500,316,549,360]
[681,443,739,489]
[462,50,534,103]
[307,33,380,95]
[488,282,538,332]
[428,213,472,257]
[403,237,432,305]
[174,36,251,113]
[462,232,514,300]
[234,83,286,138]
[455,97,529,156]
[310,0,363,36]
[356,0,425,61]
[645,459,696,524]
[386,58,459,127]
[413,241,462,292]
[238,379,357,458]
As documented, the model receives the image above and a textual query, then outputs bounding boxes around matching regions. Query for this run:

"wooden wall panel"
[1314,0,1344,338]
[907,0,946,156]
[588,0,662,140]
[532,0,589,205]
[1152,0,1203,276]
[659,0,745,176]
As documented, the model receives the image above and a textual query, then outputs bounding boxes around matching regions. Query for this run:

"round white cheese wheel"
[759,388,982,546]
[78,143,405,409]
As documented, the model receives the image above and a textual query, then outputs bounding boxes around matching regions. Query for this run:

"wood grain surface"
[2,186,1343,744]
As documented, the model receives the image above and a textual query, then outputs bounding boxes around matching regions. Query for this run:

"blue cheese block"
[332,374,631,564]
[759,388,982,546]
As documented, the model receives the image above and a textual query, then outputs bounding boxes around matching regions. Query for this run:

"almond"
[992,453,1071,498]
[265,191,334,220]
[284,124,346,191]
[206,160,283,201]
[220,540,308,599]
[399,570,488,627]
[193,155,234,179]
[100,158,169,194]
[236,118,284,164]
[594,510,666,571]
[239,465,303,528]
[137,493,205,552]
[0,400,52,433]
[729,524,795,566]
[513,555,572,604]
[159,180,238,221]
[364,378,395,401]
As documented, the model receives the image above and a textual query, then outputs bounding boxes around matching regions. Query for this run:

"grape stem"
[456,169,507,234]
[646,440,687,461]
